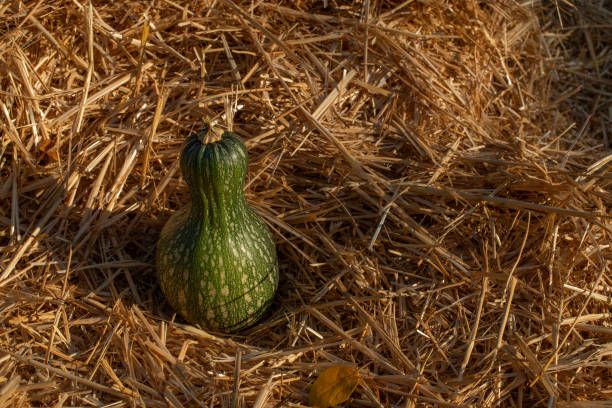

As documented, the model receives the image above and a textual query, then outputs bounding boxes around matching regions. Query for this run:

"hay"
[1,0,610,406]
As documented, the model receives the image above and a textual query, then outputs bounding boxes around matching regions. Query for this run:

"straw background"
[1,0,610,406]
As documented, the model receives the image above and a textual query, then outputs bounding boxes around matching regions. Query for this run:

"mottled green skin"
[156,130,278,333]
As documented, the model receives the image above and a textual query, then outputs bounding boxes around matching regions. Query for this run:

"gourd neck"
[188,182,249,227]
[180,126,249,229]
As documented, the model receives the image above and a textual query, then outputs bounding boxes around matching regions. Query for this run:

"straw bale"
[0,0,610,406]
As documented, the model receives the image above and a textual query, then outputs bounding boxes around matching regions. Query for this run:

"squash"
[156,122,278,333]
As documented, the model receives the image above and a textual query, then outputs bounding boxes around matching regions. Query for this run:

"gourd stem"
[198,121,224,144]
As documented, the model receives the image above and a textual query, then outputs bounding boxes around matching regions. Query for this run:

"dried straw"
[0,0,610,406]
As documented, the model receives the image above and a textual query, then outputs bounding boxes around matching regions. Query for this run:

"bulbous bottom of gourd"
[156,253,279,333]
[156,205,279,333]
[159,267,278,333]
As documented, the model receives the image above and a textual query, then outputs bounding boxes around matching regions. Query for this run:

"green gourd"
[156,123,278,333]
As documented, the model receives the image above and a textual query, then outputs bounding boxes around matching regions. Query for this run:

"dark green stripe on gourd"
[156,124,278,333]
